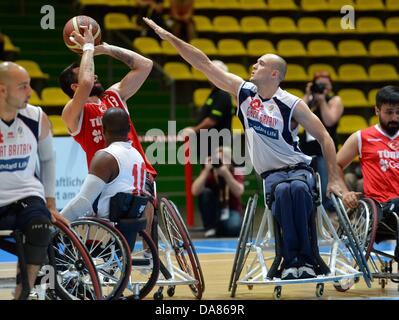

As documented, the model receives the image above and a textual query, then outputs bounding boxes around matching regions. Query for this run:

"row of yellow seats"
[163,61,399,82]
[3,35,20,54]
[134,37,399,58]
[29,88,70,108]
[194,0,397,11]
[337,115,378,134]
[10,60,49,80]
[193,15,399,34]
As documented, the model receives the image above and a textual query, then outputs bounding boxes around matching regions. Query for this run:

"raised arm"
[143,17,243,96]
[95,43,153,101]
[61,25,95,133]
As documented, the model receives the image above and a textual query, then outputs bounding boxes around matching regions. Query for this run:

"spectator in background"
[168,0,195,42]
[300,71,344,210]
[192,146,244,238]
[136,0,166,37]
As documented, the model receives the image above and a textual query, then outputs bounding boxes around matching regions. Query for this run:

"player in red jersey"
[59,25,157,236]
[337,85,399,211]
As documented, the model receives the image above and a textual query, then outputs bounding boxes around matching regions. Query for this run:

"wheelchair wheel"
[159,197,205,299]
[229,194,258,298]
[70,218,131,300]
[127,229,160,300]
[48,221,102,300]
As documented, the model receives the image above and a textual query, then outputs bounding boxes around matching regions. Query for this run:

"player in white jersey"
[144,18,348,279]
[61,108,147,236]
[0,62,67,299]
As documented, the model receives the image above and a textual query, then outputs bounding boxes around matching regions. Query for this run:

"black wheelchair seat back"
[109,192,149,222]
[375,198,399,244]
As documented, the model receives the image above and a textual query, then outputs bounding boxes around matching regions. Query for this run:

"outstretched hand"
[142,17,171,40]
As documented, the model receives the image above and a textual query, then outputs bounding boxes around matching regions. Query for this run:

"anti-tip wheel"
[273,286,282,300]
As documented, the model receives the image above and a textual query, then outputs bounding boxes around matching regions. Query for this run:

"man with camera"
[300,71,344,210]
[191,146,244,238]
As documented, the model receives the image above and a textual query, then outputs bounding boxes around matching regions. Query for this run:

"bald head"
[102,108,130,138]
[262,54,287,82]
[0,62,28,85]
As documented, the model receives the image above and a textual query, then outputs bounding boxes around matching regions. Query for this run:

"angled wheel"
[69,218,131,300]
[229,194,258,298]
[159,197,205,299]
[48,221,102,300]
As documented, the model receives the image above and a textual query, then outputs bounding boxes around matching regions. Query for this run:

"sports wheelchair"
[229,172,372,300]
[344,196,399,290]
[66,184,204,300]
[0,219,102,300]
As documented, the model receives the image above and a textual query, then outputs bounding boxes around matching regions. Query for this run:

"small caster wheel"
[273,286,282,300]
[247,285,253,290]
[154,292,164,300]
[316,283,324,297]
[167,286,175,297]
[379,279,386,289]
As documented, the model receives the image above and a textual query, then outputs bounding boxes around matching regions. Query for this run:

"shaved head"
[102,108,130,138]
[262,54,287,82]
[0,62,28,85]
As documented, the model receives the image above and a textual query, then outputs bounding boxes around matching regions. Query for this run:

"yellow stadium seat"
[191,67,208,81]
[239,0,267,10]
[107,0,132,6]
[298,17,326,33]
[213,16,241,33]
[369,64,399,81]
[337,115,368,134]
[277,39,307,57]
[285,88,305,98]
[308,64,338,81]
[214,0,241,9]
[193,16,214,32]
[369,40,399,57]
[355,0,384,10]
[386,17,399,33]
[387,0,399,10]
[231,115,244,134]
[338,89,370,107]
[268,0,297,10]
[269,17,297,33]
[357,17,385,33]
[326,17,355,33]
[161,40,178,55]
[193,0,214,9]
[49,115,69,136]
[369,115,379,126]
[41,88,70,107]
[240,16,268,33]
[217,39,246,56]
[104,13,137,30]
[326,0,354,10]
[247,39,276,56]
[226,63,248,79]
[301,0,328,11]
[3,35,20,53]
[79,0,108,5]
[164,62,193,80]
[307,40,337,57]
[133,37,161,55]
[190,38,218,55]
[368,89,379,106]
[338,64,368,82]
[16,60,49,80]
[337,40,368,57]
[28,90,42,106]
[285,64,308,81]
[193,88,211,108]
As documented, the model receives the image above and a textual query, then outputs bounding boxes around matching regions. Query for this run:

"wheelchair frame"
[229,173,371,299]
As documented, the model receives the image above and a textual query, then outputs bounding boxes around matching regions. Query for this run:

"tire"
[49,221,102,300]
[229,194,258,298]
[159,198,205,299]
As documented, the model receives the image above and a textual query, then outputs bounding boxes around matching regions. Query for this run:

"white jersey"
[96,141,147,218]
[0,104,45,206]
[237,82,311,175]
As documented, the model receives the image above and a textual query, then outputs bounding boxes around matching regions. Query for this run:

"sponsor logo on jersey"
[17,126,23,138]
[388,140,399,151]
[250,98,262,111]
[0,156,30,172]
[377,149,399,171]
[7,132,14,139]
[247,118,278,139]
[92,129,103,144]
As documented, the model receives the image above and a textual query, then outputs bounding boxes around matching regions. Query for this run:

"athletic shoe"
[281,267,299,280]
[298,264,316,279]
[204,228,216,238]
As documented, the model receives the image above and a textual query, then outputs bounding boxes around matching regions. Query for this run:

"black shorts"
[0,196,51,232]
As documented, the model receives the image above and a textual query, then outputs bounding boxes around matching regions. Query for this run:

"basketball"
[63,15,102,53]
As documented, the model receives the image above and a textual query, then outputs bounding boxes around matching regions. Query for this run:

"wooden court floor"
[1,253,399,300]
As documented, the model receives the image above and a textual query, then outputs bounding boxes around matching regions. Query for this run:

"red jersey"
[71,89,157,177]
[359,125,399,202]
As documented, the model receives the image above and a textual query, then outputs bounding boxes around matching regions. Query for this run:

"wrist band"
[82,43,94,52]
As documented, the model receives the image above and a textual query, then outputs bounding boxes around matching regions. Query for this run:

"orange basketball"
[63,15,102,53]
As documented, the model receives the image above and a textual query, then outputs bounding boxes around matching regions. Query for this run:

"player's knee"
[23,216,52,265]
[291,180,310,197]
[274,183,290,200]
